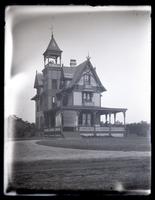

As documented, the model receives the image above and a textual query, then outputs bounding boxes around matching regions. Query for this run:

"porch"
[43,106,127,137]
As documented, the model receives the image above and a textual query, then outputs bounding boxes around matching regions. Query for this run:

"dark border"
[1,1,152,199]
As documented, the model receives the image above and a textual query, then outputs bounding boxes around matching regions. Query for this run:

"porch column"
[105,114,108,123]
[60,111,63,135]
[109,113,112,136]
[93,112,97,125]
[114,113,116,124]
[93,112,97,136]
[60,55,62,66]
[76,111,80,132]
[123,111,126,137]
[47,113,50,128]
[123,111,126,125]
[48,113,50,128]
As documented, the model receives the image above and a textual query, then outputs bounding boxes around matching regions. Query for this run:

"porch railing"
[44,127,62,136]
[78,125,125,132]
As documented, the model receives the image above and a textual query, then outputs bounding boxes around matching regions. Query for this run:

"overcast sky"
[5,6,151,123]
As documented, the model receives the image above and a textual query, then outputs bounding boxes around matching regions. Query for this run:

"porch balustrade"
[78,125,125,132]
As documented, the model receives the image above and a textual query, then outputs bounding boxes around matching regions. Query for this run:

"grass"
[36,136,151,152]
[7,136,151,194]
[9,157,151,192]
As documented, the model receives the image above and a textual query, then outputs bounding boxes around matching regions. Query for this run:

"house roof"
[43,34,62,56]
[58,59,106,93]
[67,60,88,88]
[34,72,43,88]
[62,66,76,79]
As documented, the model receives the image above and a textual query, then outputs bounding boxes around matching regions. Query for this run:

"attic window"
[84,74,91,85]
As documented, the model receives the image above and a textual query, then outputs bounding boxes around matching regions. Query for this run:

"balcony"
[82,101,94,106]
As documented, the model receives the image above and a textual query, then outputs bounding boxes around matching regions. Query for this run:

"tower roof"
[43,33,62,57]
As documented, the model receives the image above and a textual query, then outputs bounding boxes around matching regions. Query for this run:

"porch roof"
[56,105,127,114]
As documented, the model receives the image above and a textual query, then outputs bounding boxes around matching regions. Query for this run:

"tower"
[42,33,63,128]
[43,33,62,66]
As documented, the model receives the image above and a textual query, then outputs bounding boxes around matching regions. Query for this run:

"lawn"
[9,157,151,193]
[6,136,151,194]
[37,136,151,151]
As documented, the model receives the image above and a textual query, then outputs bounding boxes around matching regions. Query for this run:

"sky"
[5,6,151,123]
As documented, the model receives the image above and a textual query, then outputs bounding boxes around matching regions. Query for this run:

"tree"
[126,121,150,137]
[7,115,37,138]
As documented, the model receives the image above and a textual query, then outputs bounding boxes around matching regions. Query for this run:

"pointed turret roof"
[43,33,62,57]
[34,72,43,88]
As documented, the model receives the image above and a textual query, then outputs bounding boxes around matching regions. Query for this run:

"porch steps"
[62,131,81,139]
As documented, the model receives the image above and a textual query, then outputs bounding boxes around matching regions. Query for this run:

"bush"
[126,121,150,137]
[7,115,37,138]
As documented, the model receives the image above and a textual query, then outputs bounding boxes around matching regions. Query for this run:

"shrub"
[126,121,150,137]
[7,115,37,138]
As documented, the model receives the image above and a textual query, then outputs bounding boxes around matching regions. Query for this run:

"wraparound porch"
[43,106,127,137]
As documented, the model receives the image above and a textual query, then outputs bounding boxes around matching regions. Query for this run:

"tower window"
[52,79,57,89]
[52,96,55,103]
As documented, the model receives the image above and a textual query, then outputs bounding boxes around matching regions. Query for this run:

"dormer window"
[84,74,91,85]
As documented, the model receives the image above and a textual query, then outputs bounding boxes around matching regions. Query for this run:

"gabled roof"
[43,34,62,56]
[57,59,106,94]
[67,60,88,88]
[67,59,106,92]
[34,73,43,88]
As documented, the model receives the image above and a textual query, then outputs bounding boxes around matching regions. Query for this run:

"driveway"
[5,140,151,163]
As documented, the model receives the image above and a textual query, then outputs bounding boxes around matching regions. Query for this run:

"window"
[52,96,55,103]
[52,79,57,89]
[84,73,91,85]
[82,113,92,126]
[82,92,93,102]
[63,95,68,106]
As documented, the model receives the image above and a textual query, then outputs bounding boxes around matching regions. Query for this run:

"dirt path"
[5,140,151,163]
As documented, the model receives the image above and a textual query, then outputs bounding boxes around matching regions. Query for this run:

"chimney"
[70,59,77,67]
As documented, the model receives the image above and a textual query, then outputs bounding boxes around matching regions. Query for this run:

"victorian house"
[31,33,127,137]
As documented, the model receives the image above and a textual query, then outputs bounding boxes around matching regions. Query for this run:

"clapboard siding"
[63,111,77,127]
[92,93,100,107]
[73,92,82,105]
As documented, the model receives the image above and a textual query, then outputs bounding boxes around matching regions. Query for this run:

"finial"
[50,24,54,38]
[86,52,91,60]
